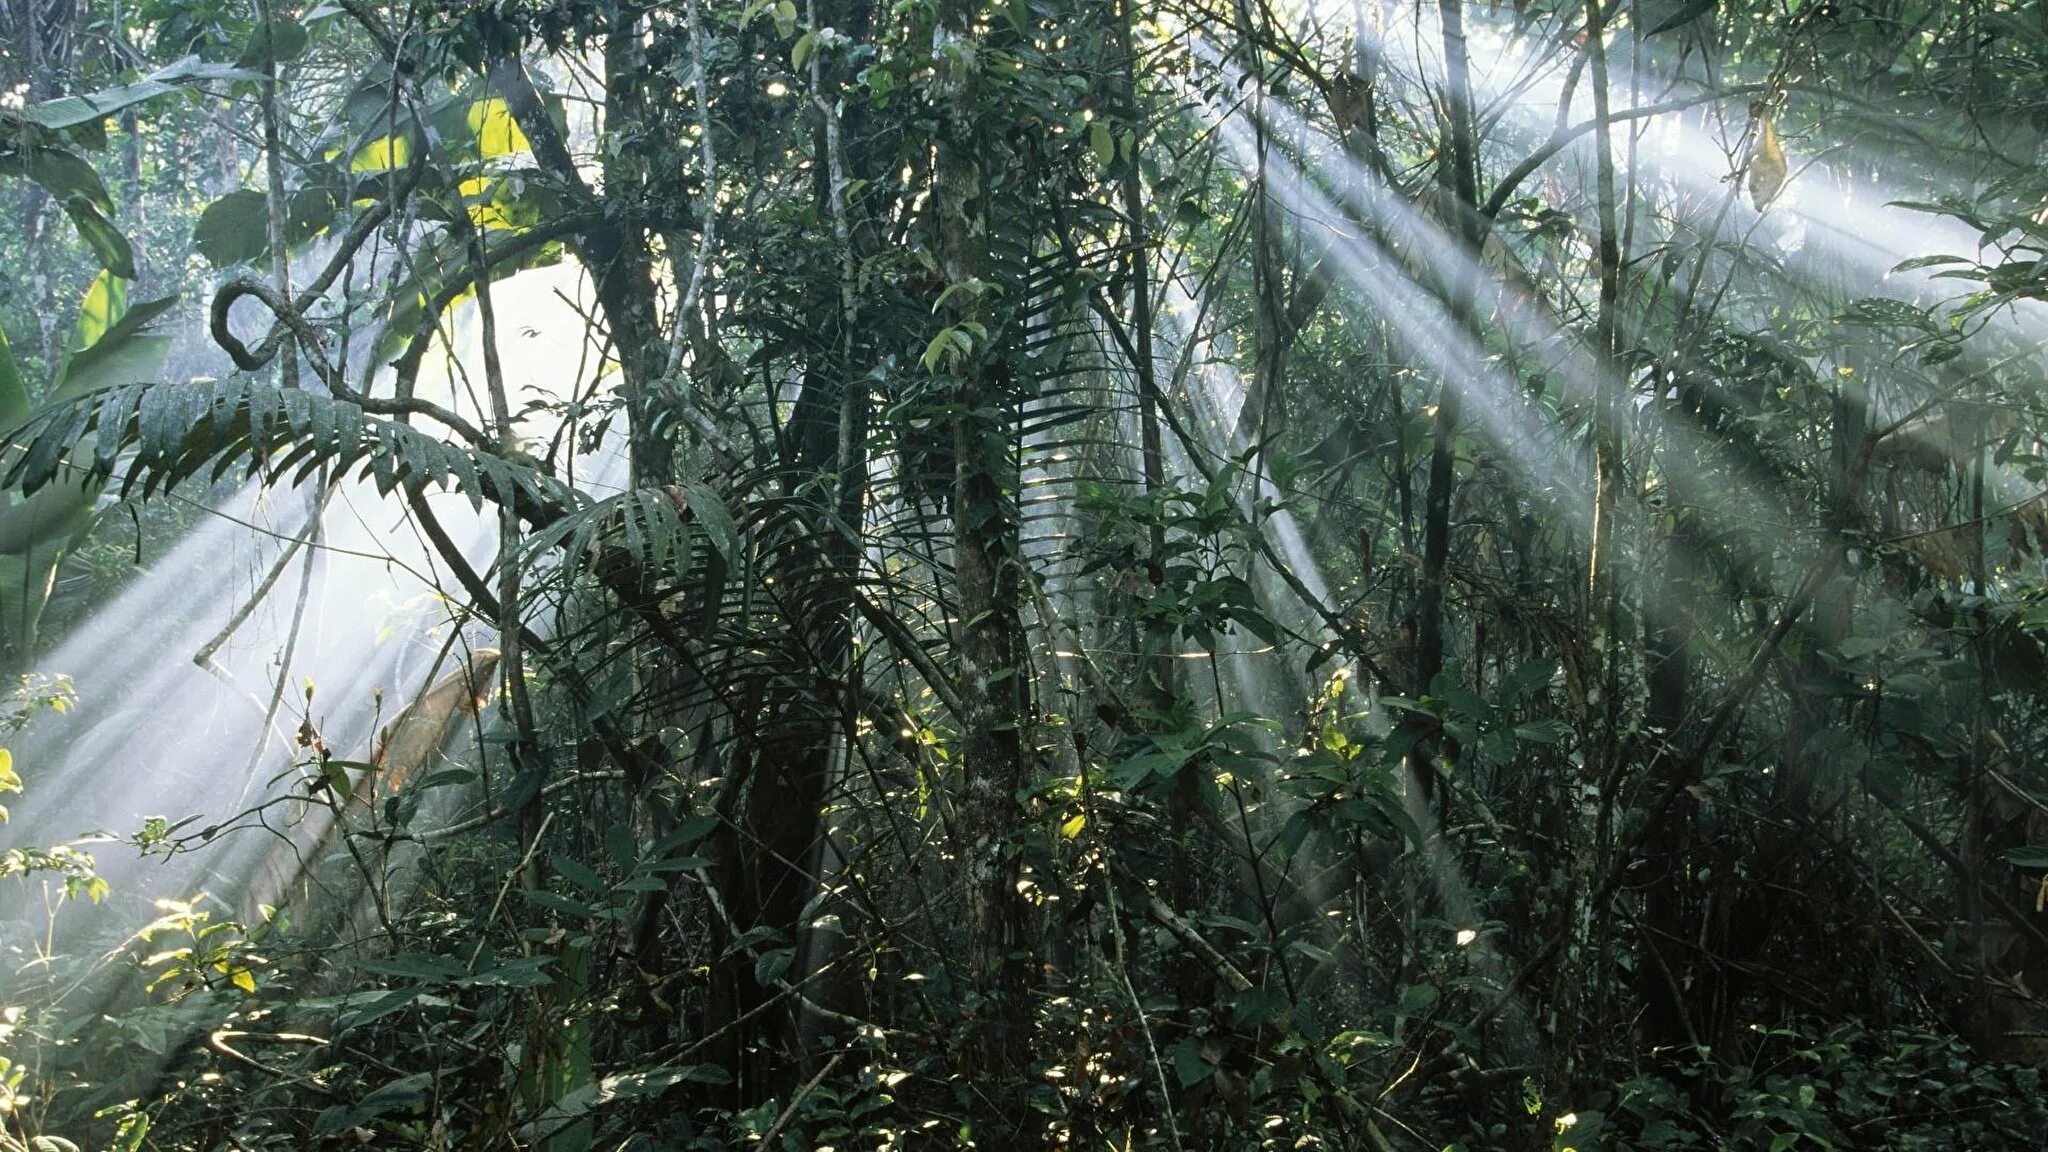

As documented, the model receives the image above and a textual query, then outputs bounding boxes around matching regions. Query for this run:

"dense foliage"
[6,0,2048,1148]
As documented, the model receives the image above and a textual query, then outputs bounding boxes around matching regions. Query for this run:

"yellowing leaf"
[466,98,530,159]
[1747,106,1788,210]
[458,176,513,229]
[351,133,411,173]
[230,967,256,994]
[0,748,17,801]
[1060,813,1086,839]
[1089,120,1115,169]
[73,269,128,351]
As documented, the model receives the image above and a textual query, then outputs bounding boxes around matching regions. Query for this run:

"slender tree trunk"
[17,0,60,367]
[1411,0,1482,812]
[1573,0,1629,1067]
[1118,0,1171,713]
[935,0,1033,1088]
[1636,407,1701,1050]
[1585,0,1623,679]
[717,3,873,1088]
[255,0,297,389]
[598,8,671,485]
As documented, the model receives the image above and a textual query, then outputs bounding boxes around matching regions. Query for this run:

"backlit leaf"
[1748,107,1788,210]
[465,98,530,158]
[351,133,412,173]
[1089,120,1115,168]
[72,270,127,352]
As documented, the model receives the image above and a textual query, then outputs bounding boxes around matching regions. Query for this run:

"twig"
[855,592,969,723]
[758,1052,846,1147]
[196,479,336,669]
[1145,891,1252,992]
[207,1029,338,1095]
[418,771,625,842]
[469,810,554,973]
[1104,873,1185,1152]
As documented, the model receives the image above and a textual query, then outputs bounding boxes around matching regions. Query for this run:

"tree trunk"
[1410,0,1482,813]
[936,0,1034,1089]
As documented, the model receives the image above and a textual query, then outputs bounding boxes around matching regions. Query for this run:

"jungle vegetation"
[4,0,2048,1148]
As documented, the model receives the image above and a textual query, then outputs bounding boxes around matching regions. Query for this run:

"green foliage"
[0,141,135,278]
[0,284,175,664]
[12,56,260,132]
[1561,1022,2048,1151]
[190,188,271,268]
[9,0,2048,1149]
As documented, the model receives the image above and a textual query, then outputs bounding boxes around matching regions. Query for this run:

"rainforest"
[3,0,2048,1148]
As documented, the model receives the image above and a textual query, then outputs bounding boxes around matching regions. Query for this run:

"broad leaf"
[193,189,273,268]
[72,270,128,352]
[0,329,27,432]
[19,57,262,130]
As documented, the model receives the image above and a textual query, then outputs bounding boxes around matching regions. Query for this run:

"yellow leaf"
[350,134,411,174]
[466,98,530,159]
[231,967,256,994]
[0,747,17,794]
[458,176,512,230]
[1747,105,1788,211]
[1059,813,1086,839]
[73,269,127,351]
[1089,121,1114,169]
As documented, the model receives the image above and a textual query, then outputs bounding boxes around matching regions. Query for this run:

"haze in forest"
[3,1,2047,1149]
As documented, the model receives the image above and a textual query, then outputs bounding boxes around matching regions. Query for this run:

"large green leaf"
[57,197,138,278]
[0,293,172,453]
[1645,0,1716,36]
[0,330,26,433]
[18,56,263,131]
[0,484,97,557]
[0,292,177,560]
[0,146,136,278]
[53,295,179,401]
[0,542,68,658]
[18,146,115,212]
[193,189,273,268]
[235,16,311,70]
